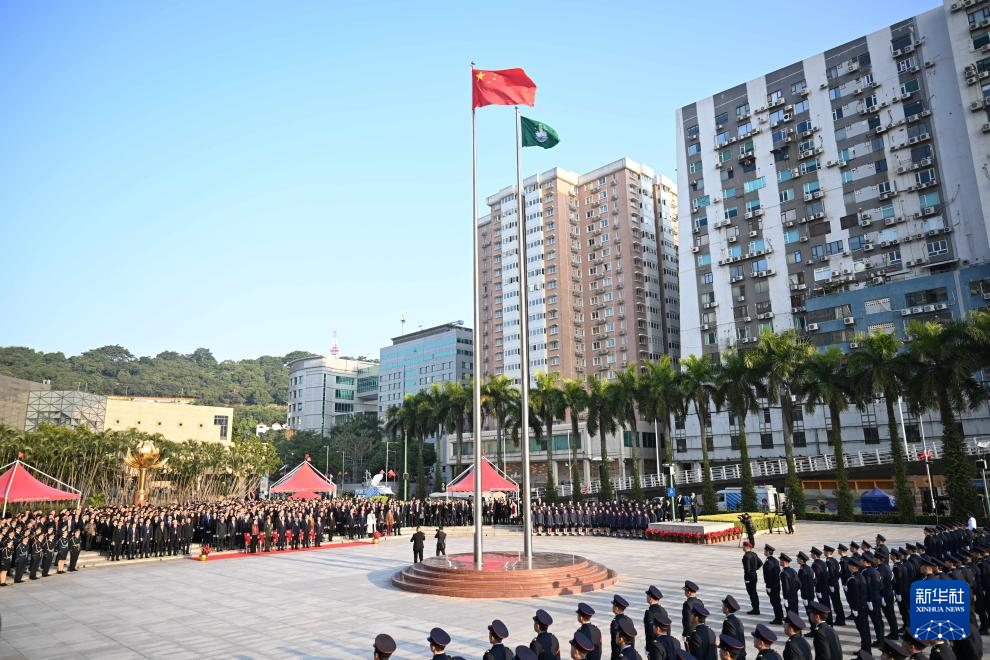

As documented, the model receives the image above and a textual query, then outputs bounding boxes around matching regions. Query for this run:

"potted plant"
[199,544,212,561]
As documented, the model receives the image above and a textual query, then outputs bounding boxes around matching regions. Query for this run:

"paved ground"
[0,521,983,658]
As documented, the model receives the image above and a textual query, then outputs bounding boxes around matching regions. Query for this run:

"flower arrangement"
[199,544,213,561]
[372,531,383,544]
[643,528,742,544]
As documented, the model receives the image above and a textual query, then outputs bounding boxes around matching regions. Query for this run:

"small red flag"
[387,469,396,478]
[472,68,537,109]
[17,451,24,459]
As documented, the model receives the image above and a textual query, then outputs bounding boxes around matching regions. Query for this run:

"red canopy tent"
[0,459,82,517]
[289,490,320,500]
[445,455,519,494]
[269,460,337,496]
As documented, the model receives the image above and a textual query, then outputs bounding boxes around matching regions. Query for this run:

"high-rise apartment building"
[672,0,990,469]
[461,158,679,488]
[477,158,679,384]
[286,356,379,435]
[678,0,990,359]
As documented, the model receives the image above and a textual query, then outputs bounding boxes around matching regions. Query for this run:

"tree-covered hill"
[0,345,313,406]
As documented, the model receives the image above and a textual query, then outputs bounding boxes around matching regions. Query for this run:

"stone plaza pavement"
[0,521,985,658]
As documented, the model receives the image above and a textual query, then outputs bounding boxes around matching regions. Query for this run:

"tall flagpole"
[515,106,534,562]
[471,62,484,569]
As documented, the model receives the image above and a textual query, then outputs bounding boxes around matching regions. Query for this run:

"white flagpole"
[471,62,484,569]
[515,107,534,562]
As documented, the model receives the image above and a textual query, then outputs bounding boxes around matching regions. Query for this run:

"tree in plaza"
[636,355,681,471]
[902,319,986,518]
[714,349,761,513]
[414,385,448,496]
[585,374,617,502]
[614,365,644,502]
[531,372,565,503]
[795,347,854,520]
[383,402,414,499]
[481,375,514,472]
[440,381,471,476]
[750,330,813,515]
[561,378,589,502]
[679,354,718,514]
[847,331,915,522]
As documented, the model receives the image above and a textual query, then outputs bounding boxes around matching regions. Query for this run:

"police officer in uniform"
[720,595,745,660]
[576,602,603,660]
[751,625,781,660]
[428,627,452,659]
[615,618,640,660]
[610,595,633,660]
[781,612,811,660]
[808,603,841,660]
[647,612,680,660]
[779,554,799,615]
[822,545,845,626]
[741,542,762,615]
[686,603,716,660]
[847,556,872,654]
[763,544,783,624]
[485,619,513,660]
[571,632,596,660]
[681,581,702,640]
[531,609,561,660]
[373,633,396,660]
[644,586,667,651]
[718,635,746,660]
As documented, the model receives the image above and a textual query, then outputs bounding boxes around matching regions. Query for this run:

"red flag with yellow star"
[472,68,537,109]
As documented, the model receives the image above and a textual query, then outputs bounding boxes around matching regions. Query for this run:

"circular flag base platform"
[391,551,617,599]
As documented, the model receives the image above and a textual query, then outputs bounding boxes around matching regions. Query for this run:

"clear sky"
[0,0,937,360]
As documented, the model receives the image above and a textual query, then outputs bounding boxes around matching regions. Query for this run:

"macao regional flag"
[521,116,559,149]
[472,68,537,109]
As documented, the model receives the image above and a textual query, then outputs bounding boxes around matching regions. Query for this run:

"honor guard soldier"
[611,595,633,660]
[810,548,828,607]
[616,618,641,660]
[428,627,452,660]
[846,557,872,654]
[681,581,702,640]
[751,625,781,660]
[685,603,715,660]
[821,545,844,626]
[720,596,745,660]
[531,609,561,660]
[779,554,799,615]
[718,635,745,660]
[485,619,512,660]
[807,603,841,660]
[571,632,596,660]
[645,586,668,650]
[576,602,603,660]
[763,544,784,624]
[861,552,886,644]
[795,552,815,620]
[647,612,681,660]
[781,612,811,660]
[741,542,763,615]
[373,633,396,660]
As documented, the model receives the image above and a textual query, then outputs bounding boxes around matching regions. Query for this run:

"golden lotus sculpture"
[124,439,167,504]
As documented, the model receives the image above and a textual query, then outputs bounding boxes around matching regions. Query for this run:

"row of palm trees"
[382,313,990,520]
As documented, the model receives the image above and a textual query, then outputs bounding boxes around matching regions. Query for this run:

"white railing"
[533,437,990,498]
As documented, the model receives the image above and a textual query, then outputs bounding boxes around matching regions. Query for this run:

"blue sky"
[0,0,936,360]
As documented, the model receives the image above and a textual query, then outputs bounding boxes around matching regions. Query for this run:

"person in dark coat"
[720,595,746,660]
[55,530,69,574]
[610,595,633,660]
[681,581,702,640]
[410,526,425,563]
[575,602,603,660]
[763,544,784,624]
[752,625,781,660]
[68,528,82,572]
[741,542,763,615]
[646,611,680,660]
[615,618,640,660]
[795,552,816,621]
[530,609,561,660]
[686,602,715,660]
[779,554,799,614]
[571,632,597,660]
[781,612,811,660]
[14,536,30,583]
[29,533,43,578]
[484,619,513,660]
[808,603,841,660]
[644,586,667,650]
[435,527,446,556]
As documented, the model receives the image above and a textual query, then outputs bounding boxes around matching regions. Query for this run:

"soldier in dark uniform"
[741,542,762,615]
[681,581,702,640]
[576,602,603,660]
[720,595,745,660]
[485,619,512,660]
[373,633,396,659]
[644,586,667,650]
[571,632,597,660]
[647,612,680,660]
[435,527,446,557]
[686,602,715,660]
[822,545,844,626]
[751,625,781,660]
[781,612,810,660]
[610,595,633,660]
[874,552,898,640]
[530,609,560,660]
[795,552,815,621]
[614,618,640,660]
[427,627,452,659]
[40,530,54,576]
[779,554,799,614]
[411,526,425,563]
[847,556,872,654]
[68,528,82,572]
[763,544,783,624]
[28,532,43,579]
[862,551,886,644]
[807,603,841,660]
[810,548,828,607]
[13,535,29,583]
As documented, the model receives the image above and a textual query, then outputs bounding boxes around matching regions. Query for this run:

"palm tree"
[384,401,413,500]
[715,349,761,512]
[902,319,986,518]
[421,384,448,495]
[481,375,514,472]
[636,356,681,470]
[795,347,854,520]
[614,365,644,502]
[585,374,617,501]
[847,332,915,522]
[531,372,566,503]
[440,381,471,476]
[680,354,718,514]
[751,330,813,515]
[561,378,589,502]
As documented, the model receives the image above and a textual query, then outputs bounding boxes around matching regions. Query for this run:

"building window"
[792,431,807,448]
[214,415,229,439]
[760,433,774,449]
[863,427,880,445]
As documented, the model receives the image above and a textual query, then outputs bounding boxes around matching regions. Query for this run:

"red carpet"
[189,540,375,561]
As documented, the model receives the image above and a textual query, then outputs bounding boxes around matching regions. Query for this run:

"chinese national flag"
[472,68,537,109]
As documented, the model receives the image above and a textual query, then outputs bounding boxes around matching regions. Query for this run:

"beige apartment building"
[105,396,233,444]
[464,158,680,488]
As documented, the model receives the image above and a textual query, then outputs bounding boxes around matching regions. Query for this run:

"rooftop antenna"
[401,314,406,336]
[330,330,339,358]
